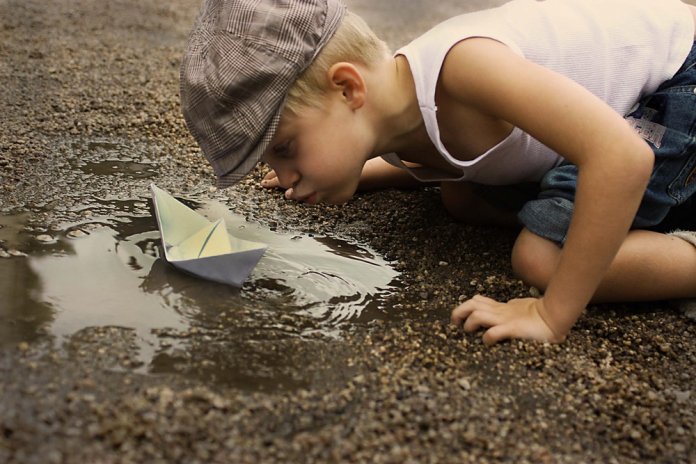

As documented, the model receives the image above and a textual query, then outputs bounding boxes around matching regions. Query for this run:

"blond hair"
[283,11,389,115]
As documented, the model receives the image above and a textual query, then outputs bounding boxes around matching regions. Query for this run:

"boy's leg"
[440,181,536,228]
[441,182,514,226]
[669,229,696,247]
[512,228,696,302]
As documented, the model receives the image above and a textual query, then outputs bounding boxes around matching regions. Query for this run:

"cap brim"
[214,104,282,188]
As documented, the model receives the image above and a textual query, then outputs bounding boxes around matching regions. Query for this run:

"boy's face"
[262,96,371,205]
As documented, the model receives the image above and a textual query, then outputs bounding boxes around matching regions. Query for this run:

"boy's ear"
[327,62,366,110]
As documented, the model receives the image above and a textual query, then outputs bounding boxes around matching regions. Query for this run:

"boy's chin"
[323,189,356,205]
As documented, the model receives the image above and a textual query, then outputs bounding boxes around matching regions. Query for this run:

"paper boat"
[150,184,267,286]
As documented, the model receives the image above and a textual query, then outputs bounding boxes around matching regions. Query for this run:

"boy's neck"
[368,54,429,159]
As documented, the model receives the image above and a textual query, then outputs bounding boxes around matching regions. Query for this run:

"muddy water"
[0,187,400,389]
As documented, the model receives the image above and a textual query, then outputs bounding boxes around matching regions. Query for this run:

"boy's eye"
[273,141,292,157]
[273,141,292,158]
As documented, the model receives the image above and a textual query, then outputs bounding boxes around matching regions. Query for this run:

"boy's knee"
[511,229,560,291]
[440,182,476,222]
[440,184,459,215]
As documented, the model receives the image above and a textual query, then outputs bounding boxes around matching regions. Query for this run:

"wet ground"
[1,0,694,462]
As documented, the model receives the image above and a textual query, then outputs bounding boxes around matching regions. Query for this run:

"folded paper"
[150,184,266,286]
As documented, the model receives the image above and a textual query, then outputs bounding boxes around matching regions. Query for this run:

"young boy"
[181,0,696,344]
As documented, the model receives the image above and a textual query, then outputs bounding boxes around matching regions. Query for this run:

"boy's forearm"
[358,157,422,191]
[539,150,653,337]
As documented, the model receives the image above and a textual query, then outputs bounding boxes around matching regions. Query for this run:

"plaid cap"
[180,0,347,187]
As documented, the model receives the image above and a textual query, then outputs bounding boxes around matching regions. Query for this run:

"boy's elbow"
[600,140,654,195]
[629,141,654,190]
[637,140,654,173]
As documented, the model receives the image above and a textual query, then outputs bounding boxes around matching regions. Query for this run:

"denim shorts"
[519,41,696,245]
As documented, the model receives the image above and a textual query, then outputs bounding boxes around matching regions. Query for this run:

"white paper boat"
[150,184,267,286]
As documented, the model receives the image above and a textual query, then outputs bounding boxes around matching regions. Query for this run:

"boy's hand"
[260,170,281,189]
[451,295,566,345]
[260,170,302,201]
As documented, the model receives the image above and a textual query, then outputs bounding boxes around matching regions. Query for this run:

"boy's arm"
[357,157,424,191]
[445,38,653,343]
[262,157,423,192]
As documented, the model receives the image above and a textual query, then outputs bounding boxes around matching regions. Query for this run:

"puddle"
[69,140,159,179]
[78,160,158,178]
[197,201,399,323]
[0,196,400,389]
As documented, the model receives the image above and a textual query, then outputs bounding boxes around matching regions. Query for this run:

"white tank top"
[383,0,695,185]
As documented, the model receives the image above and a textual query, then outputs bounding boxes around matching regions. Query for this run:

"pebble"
[672,443,687,453]
[458,378,471,390]
[673,390,690,403]
[36,234,54,242]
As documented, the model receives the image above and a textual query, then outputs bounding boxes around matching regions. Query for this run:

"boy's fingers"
[451,302,475,326]
[261,178,279,188]
[471,294,498,305]
[451,294,496,326]
[462,310,500,333]
[482,325,513,346]
[261,170,280,188]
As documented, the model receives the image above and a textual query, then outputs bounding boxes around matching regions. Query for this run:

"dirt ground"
[1,0,694,462]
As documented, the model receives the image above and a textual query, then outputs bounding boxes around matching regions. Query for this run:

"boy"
[181,0,696,344]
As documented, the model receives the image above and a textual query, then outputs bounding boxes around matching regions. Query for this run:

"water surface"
[0,195,400,389]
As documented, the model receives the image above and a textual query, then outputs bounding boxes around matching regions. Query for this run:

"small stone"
[672,443,687,453]
[67,229,87,238]
[8,249,27,257]
[36,234,54,242]
[438,261,448,266]
[458,378,471,390]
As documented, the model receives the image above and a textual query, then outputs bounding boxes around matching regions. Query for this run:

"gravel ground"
[1,0,694,462]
